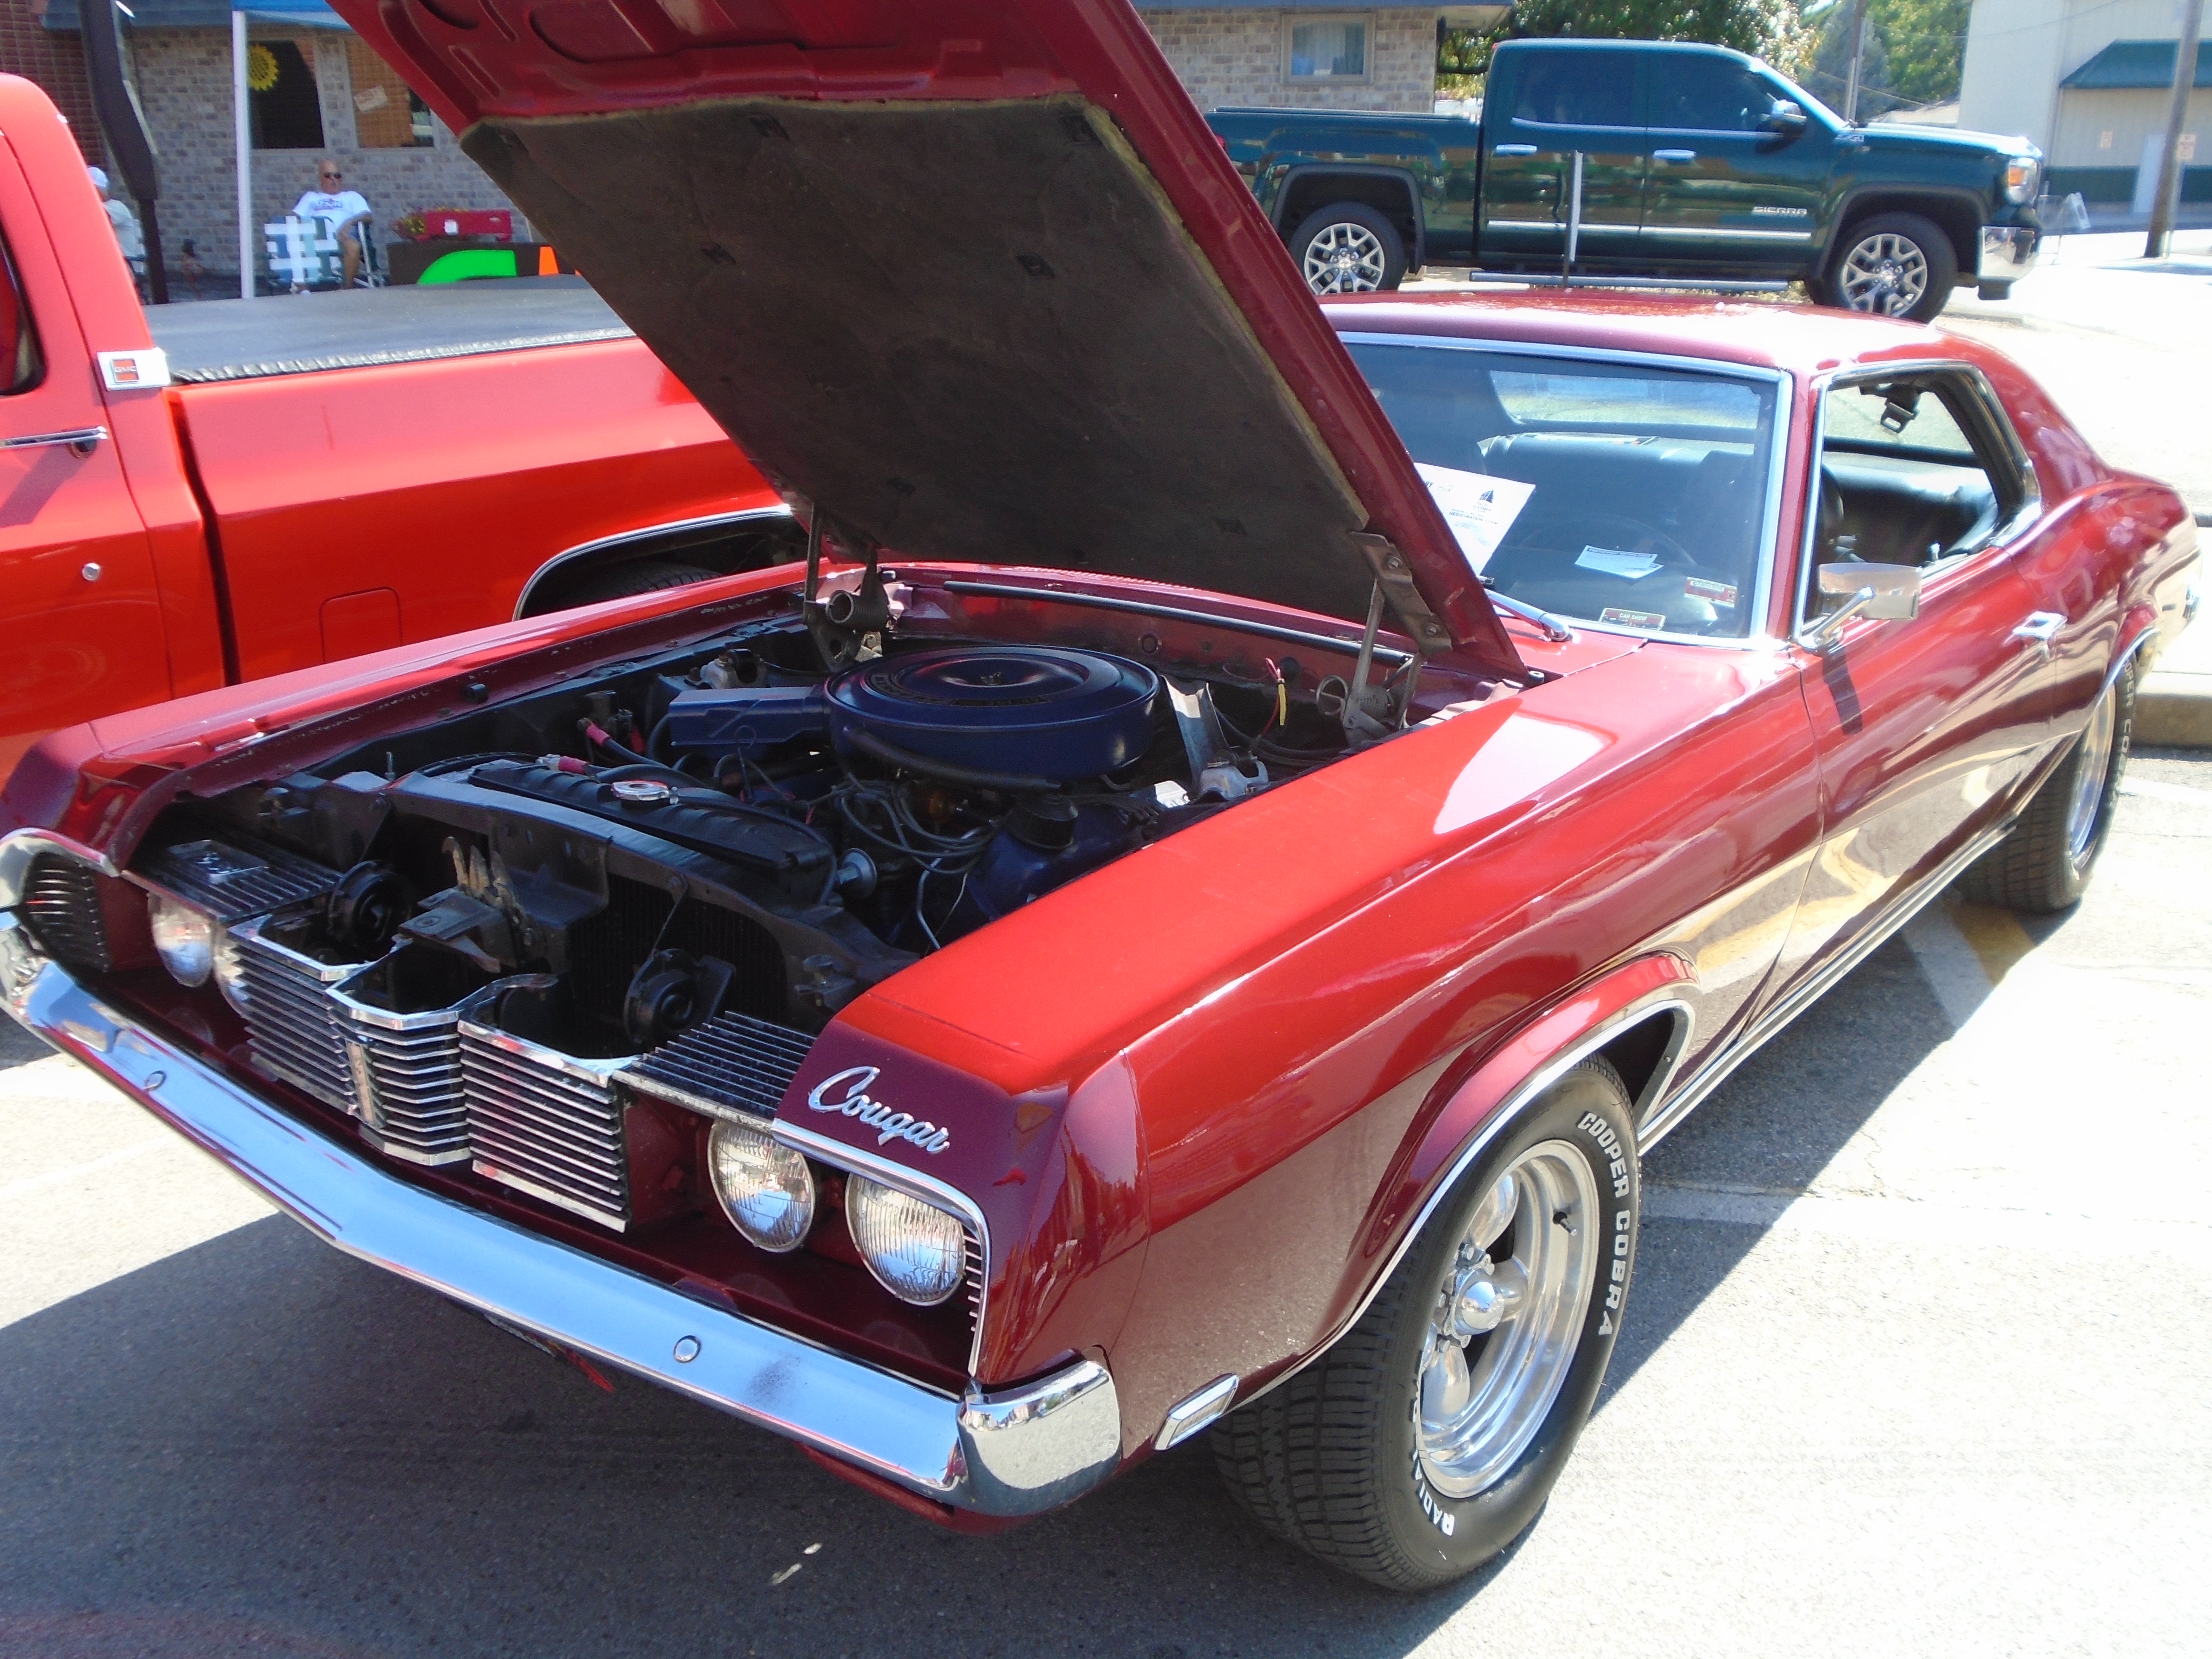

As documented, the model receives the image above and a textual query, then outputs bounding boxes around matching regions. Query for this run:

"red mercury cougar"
[0,0,2195,1590]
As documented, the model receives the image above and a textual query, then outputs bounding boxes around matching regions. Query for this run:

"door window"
[0,236,40,395]
[1802,370,2036,623]
[1650,56,1781,133]
[1513,52,1638,128]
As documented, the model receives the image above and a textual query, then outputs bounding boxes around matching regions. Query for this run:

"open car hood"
[331,0,1522,678]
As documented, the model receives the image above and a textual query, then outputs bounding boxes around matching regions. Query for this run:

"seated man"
[293,160,372,287]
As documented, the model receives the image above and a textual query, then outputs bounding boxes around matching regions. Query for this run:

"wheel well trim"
[512,504,796,619]
[2104,610,2159,696]
[1274,164,1425,267]
[1235,975,1693,1414]
[1825,188,1985,280]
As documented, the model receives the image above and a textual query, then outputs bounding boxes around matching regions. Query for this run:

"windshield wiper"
[1480,580,1573,642]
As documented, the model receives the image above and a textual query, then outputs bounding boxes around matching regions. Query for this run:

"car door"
[0,146,170,782]
[1638,49,1830,275]
[1768,366,2060,994]
[1481,46,1645,267]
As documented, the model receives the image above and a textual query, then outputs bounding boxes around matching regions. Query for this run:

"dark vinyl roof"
[2060,40,2210,91]
[147,276,629,383]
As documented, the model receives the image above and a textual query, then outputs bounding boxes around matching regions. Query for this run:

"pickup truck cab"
[1209,38,2042,321]
[0,74,793,785]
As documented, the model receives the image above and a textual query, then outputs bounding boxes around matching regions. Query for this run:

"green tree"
[1441,0,1812,96]
[1801,0,1969,117]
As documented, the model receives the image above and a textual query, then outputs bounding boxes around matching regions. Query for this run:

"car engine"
[104,613,1358,1243]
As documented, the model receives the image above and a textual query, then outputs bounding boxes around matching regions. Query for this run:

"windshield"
[1348,341,1781,639]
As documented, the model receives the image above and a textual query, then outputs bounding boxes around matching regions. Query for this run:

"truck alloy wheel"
[1825,212,1957,322]
[1289,203,1406,295]
[1211,1057,1638,1589]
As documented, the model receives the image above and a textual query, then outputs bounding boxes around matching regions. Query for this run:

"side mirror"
[1805,561,1921,650]
[1760,99,1808,134]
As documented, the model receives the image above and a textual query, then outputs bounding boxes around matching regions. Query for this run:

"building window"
[249,37,325,151]
[1286,15,1369,83]
[348,38,435,148]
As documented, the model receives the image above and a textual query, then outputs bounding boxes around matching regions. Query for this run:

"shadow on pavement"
[1600,902,2069,1411]
[0,906,2069,1656]
[0,1014,55,1073]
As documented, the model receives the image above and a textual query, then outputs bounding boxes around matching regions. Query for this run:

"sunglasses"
[320,171,342,180]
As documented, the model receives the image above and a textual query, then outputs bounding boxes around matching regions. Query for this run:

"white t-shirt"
[103,197,143,262]
[293,188,371,233]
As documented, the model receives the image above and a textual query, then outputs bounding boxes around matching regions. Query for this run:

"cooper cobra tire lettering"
[1211,1056,1640,1588]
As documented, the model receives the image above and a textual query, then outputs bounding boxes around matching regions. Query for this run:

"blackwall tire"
[1823,212,1957,322]
[556,559,722,608]
[1956,659,2136,913]
[1210,1057,1639,1590]
[1288,204,1407,295]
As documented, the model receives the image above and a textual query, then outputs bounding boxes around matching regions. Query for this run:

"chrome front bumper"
[0,912,1121,1518]
[1978,225,2038,283]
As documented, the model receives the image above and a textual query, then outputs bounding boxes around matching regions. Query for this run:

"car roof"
[1323,292,1977,380]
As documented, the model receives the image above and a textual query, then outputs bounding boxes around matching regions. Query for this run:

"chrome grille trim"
[134,834,340,923]
[622,1011,813,1122]
[229,916,365,1112]
[459,985,633,1232]
[329,967,471,1167]
[20,856,109,971]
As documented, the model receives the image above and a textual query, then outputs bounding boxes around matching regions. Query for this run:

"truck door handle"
[1653,149,1698,163]
[1493,144,1537,157]
[2011,611,2065,655]
[0,425,107,455]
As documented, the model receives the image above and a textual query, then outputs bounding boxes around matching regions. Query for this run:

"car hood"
[329,0,1521,679]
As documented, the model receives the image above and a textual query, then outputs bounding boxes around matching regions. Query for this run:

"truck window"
[1513,52,1637,128]
[1650,56,1779,133]
[0,238,42,395]
[1349,340,1781,640]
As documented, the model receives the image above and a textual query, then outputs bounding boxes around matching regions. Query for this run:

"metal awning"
[2060,40,2210,91]
[42,1,347,30]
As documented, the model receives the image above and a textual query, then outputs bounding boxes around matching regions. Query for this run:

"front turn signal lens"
[707,1118,815,1252]
[147,894,216,988]
[845,1176,966,1307]
[2004,157,2039,204]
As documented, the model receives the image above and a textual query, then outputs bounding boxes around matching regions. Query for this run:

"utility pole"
[1843,0,1871,123]
[2145,0,2204,258]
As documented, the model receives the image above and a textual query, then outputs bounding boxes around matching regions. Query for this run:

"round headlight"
[845,1176,966,1307]
[147,895,215,988]
[707,1118,815,1252]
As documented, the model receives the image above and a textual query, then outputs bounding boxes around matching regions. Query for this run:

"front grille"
[622,1011,812,1121]
[460,999,632,1231]
[20,857,109,971]
[336,1004,470,1166]
[230,917,362,1112]
[136,834,338,922]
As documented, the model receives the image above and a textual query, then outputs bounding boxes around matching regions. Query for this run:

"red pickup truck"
[0,74,793,781]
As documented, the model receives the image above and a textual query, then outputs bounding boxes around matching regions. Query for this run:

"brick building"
[1139,5,1507,114]
[3,1,1503,292]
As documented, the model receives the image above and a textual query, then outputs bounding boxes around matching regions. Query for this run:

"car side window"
[1512,52,1638,128]
[1803,370,2033,620]
[0,235,42,395]
[1649,55,1774,133]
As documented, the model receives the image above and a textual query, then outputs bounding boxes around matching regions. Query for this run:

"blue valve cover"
[665,646,1159,781]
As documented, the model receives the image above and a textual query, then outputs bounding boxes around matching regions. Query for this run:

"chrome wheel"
[1837,232,1929,316]
[1415,1139,1600,1498]
[1303,222,1388,294]
[2066,683,2119,869]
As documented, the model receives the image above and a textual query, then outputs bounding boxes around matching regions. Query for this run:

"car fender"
[1237,952,1694,1411]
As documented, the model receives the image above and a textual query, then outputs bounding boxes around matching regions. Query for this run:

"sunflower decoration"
[246,44,281,94]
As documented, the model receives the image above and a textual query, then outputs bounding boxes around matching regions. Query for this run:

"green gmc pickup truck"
[1207,37,2042,322]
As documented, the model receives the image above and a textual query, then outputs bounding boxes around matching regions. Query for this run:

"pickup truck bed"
[148,277,629,382]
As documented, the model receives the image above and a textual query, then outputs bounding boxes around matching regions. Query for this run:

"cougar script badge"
[806,1066,953,1154]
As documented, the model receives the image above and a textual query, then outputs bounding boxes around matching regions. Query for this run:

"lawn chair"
[264,214,386,292]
